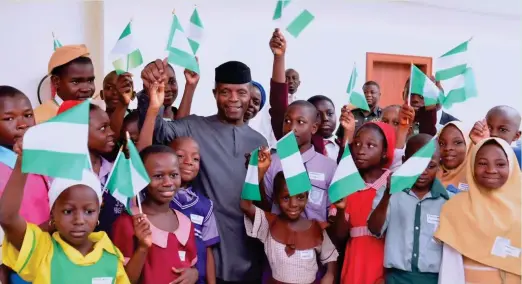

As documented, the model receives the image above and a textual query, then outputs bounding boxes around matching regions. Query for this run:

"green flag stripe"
[188,39,200,54]
[441,40,469,57]
[347,67,357,93]
[49,100,89,124]
[127,49,143,69]
[410,69,426,95]
[286,10,314,38]
[329,173,366,203]
[277,134,298,160]
[128,141,149,181]
[285,171,311,196]
[118,23,132,40]
[242,182,261,201]
[249,149,259,166]
[167,49,200,74]
[390,175,420,194]
[350,91,370,111]
[22,150,89,181]
[435,64,467,81]
[190,9,204,28]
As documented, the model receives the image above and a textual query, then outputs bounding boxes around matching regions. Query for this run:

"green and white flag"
[328,144,366,203]
[435,38,477,108]
[276,132,311,196]
[273,0,315,38]
[166,14,200,74]
[187,7,204,54]
[409,64,441,106]
[105,138,150,212]
[53,33,62,51]
[111,21,144,75]
[347,64,370,111]
[242,148,261,201]
[390,138,437,194]
[22,100,90,181]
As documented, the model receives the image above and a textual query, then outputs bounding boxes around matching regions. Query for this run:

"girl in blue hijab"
[244,81,266,122]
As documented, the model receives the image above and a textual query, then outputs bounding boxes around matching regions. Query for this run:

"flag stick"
[172,8,176,15]
[102,145,123,192]
[136,189,143,214]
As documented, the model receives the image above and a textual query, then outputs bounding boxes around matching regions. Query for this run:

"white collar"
[53,95,64,107]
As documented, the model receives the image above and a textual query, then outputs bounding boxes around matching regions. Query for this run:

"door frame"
[365,52,433,80]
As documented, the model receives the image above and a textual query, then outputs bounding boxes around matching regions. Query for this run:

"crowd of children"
[0,27,520,284]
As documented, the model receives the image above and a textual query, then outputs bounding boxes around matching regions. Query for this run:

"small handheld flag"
[272,0,315,38]
[110,20,144,75]
[276,132,312,196]
[187,6,204,54]
[329,144,366,202]
[347,64,370,111]
[52,32,62,51]
[242,148,261,201]
[166,11,200,74]
[409,64,441,107]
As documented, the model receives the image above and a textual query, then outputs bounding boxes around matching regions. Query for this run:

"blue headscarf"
[251,81,266,110]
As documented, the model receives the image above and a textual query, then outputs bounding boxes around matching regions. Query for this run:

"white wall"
[1,0,521,130]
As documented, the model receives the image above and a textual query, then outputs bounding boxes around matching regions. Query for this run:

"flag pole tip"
[172,8,176,14]
[126,131,130,140]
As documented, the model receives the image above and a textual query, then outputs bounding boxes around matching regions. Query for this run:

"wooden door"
[366,53,432,107]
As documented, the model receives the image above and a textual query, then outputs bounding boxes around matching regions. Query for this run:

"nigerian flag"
[105,138,150,212]
[111,21,144,75]
[242,148,261,201]
[53,33,62,51]
[273,0,315,38]
[347,64,370,111]
[328,144,366,203]
[409,64,441,106]
[435,38,477,108]
[276,132,311,196]
[390,138,437,194]
[166,13,200,74]
[22,100,90,181]
[187,7,204,54]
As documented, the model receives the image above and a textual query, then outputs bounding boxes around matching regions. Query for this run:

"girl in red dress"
[330,122,396,284]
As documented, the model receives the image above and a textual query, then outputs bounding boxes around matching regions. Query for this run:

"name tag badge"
[308,172,325,181]
[458,183,469,191]
[308,188,324,205]
[92,277,113,284]
[426,214,440,225]
[505,245,521,258]
[190,214,204,225]
[299,249,314,260]
[491,236,511,258]
[179,251,186,261]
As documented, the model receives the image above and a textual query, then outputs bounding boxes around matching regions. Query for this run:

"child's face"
[438,125,467,170]
[313,100,337,138]
[282,105,318,148]
[144,152,181,204]
[409,94,424,111]
[88,108,116,154]
[276,182,307,221]
[351,126,385,170]
[363,84,380,108]
[474,143,509,190]
[486,111,521,144]
[53,62,95,101]
[244,86,261,121]
[122,120,139,144]
[381,107,400,131]
[52,185,100,247]
[413,151,440,189]
[163,67,179,106]
[172,139,200,184]
[101,73,119,111]
[0,95,35,146]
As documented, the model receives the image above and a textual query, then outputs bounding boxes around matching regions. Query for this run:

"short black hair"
[139,144,177,164]
[363,80,380,90]
[356,123,388,152]
[51,56,93,77]
[0,85,25,99]
[383,105,401,112]
[405,134,434,158]
[307,95,335,108]
[273,171,287,197]
[288,100,319,121]
[122,110,139,130]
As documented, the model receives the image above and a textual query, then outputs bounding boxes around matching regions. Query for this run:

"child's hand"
[171,267,199,284]
[399,104,415,128]
[269,28,286,56]
[116,72,134,106]
[333,197,346,210]
[340,105,356,143]
[141,58,168,90]
[132,213,152,249]
[13,135,24,156]
[384,174,392,196]
[148,81,166,111]
[184,57,200,86]
[257,146,271,177]
[470,119,490,145]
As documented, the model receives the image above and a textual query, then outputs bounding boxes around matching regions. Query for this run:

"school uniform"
[263,145,337,222]
[2,223,128,283]
[170,187,221,284]
[371,179,450,284]
[322,135,341,162]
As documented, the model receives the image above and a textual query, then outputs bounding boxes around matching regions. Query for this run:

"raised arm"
[367,176,392,236]
[110,73,135,142]
[268,29,288,140]
[0,141,29,251]
[240,147,271,220]
[137,82,163,151]
[396,104,415,149]
[175,64,200,120]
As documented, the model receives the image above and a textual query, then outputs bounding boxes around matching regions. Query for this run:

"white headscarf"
[48,169,102,209]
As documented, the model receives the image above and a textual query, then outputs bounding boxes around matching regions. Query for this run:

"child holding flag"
[241,148,338,283]
[112,145,199,284]
[368,134,449,283]
[169,137,220,284]
[0,139,129,283]
[330,120,396,284]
